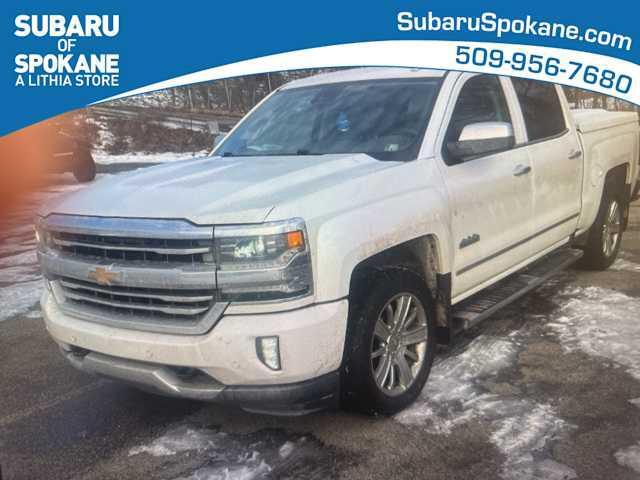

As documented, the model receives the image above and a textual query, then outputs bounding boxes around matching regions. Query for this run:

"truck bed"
[572,108,639,234]
[571,108,639,134]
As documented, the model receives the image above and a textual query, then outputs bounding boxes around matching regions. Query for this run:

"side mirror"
[447,121,515,161]
[213,133,226,148]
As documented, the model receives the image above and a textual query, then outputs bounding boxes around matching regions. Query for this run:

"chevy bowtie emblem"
[88,267,120,286]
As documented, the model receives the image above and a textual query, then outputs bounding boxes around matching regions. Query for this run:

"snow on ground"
[0,280,44,322]
[278,441,295,459]
[396,334,575,480]
[0,250,37,269]
[610,256,640,273]
[396,335,520,433]
[176,454,270,480]
[0,177,88,321]
[615,442,640,474]
[490,405,574,480]
[129,425,318,480]
[546,285,640,476]
[93,150,209,165]
[0,251,41,285]
[129,426,222,457]
[0,265,41,284]
[130,426,271,480]
[0,225,43,321]
[547,286,640,381]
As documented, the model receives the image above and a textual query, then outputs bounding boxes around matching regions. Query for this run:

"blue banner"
[2,0,639,135]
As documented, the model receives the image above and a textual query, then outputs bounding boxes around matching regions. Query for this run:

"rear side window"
[512,79,566,142]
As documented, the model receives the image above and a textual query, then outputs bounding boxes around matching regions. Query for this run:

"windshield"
[215,78,441,162]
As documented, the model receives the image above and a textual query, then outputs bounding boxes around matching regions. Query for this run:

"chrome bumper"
[62,347,340,414]
[63,347,225,400]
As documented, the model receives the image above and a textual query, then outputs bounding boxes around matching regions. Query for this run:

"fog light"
[256,336,281,371]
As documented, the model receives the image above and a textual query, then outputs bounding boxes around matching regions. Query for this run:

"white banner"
[99,40,639,106]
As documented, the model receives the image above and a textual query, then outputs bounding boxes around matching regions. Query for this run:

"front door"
[437,74,534,301]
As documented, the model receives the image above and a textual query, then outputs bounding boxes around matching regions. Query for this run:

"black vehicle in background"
[49,129,96,182]
[2,114,97,184]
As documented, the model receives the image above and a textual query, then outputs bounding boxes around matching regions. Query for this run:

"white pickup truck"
[37,68,639,415]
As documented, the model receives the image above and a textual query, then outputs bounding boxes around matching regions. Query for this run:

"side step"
[451,248,583,332]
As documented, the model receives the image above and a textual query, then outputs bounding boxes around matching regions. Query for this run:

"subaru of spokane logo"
[88,266,120,286]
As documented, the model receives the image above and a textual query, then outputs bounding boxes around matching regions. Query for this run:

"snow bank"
[93,150,209,165]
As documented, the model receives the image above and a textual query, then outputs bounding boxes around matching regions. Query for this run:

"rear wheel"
[581,183,625,270]
[341,268,435,415]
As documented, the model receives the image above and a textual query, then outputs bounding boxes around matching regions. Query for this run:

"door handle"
[513,164,531,176]
[568,150,582,160]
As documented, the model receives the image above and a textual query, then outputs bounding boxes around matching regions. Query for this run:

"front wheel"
[581,184,625,270]
[341,269,436,415]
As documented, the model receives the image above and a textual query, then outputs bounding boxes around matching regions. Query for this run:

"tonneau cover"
[571,109,639,134]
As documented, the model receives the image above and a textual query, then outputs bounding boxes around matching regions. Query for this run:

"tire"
[72,149,96,183]
[341,268,436,415]
[581,181,625,270]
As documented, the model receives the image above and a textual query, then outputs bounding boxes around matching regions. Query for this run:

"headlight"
[215,218,313,302]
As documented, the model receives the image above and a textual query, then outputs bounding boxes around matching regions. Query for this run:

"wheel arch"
[604,164,630,230]
[576,162,630,248]
[347,234,452,344]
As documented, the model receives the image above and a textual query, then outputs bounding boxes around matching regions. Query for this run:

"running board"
[451,248,583,332]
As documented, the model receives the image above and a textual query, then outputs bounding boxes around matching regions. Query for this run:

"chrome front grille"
[38,215,226,335]
[58,277,214,319]
[49,231,213,264]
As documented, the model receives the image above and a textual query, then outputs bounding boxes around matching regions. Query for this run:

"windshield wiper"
[295,149,321,155]
[221,149,322,157]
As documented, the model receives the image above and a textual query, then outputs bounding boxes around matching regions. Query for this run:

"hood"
[42,154,401,225]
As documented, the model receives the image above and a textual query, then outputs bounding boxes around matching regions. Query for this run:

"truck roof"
[281,67,447,90]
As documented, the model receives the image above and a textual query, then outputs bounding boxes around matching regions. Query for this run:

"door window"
[444,75,512,165]
[512,79,566,142]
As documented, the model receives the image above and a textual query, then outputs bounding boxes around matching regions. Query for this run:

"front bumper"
[62,347,339,414]
[42,290,348,413]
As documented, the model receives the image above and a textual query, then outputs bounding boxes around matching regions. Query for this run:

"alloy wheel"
[370,293,429,396]
[602,199,622,257]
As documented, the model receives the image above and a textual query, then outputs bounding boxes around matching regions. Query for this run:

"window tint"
[512,79,566,142]
[444,75,512,165]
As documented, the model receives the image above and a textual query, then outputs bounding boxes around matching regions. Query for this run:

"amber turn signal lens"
[286,230,304,249]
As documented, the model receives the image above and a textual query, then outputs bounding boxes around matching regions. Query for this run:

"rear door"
[511,79,583,252]
[437,74,534,301]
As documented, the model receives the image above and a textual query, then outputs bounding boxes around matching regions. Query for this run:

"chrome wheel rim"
[370,293,428,396]
[602,199,622,257]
